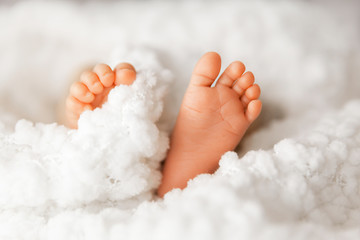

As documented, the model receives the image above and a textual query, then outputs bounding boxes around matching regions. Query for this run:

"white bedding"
[0,1,359,239]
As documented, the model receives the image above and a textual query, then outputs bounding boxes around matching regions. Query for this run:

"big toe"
[114,63,136,86]
[190,52,221,87]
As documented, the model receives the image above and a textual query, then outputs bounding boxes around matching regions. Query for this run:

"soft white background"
[0,0,359,239]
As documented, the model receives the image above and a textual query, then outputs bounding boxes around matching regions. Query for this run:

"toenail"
[104,72,114,77]
[118,68,133,73]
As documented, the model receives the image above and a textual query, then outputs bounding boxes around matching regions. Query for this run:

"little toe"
[70,82,95,103]
[66,96,92,114]
[65,111,79,129]
[232,71,255,95]
[93,64,115,88]
[245,100,262,123]
[114,63,136,86]
[80,71,104,94]
[216,61,245,87]
[190,52,221,87]
[245,84,261,100]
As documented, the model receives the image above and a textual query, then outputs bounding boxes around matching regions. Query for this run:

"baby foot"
[65,63,136,128]
[158,52,262,196]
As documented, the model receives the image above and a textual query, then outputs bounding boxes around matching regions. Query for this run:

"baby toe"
[115,62,135,72]
[65,112,78,129]
[93,64,115,88]
[232,71,255,95]
[245,84,261,100]
[217,61,245,87]
[241,94,250,108]
[70,82,95,103]
[245,100,262,123]
[66,96,92,114]
[114,63,136,86]
[80,71,104,94]
[190,52,221,87]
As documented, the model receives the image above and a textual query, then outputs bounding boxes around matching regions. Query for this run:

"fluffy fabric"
[0,49,172,207]
[0,1,359,239]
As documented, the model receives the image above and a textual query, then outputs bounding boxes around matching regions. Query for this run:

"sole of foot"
[158,52,262,197]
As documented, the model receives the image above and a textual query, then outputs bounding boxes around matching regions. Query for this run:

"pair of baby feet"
[66,52,262,197]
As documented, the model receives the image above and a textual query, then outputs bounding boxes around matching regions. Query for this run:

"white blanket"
[0,1,359,239]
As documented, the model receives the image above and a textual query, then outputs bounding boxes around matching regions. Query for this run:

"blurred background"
[0,0,359,149]
[0,2,359,239]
